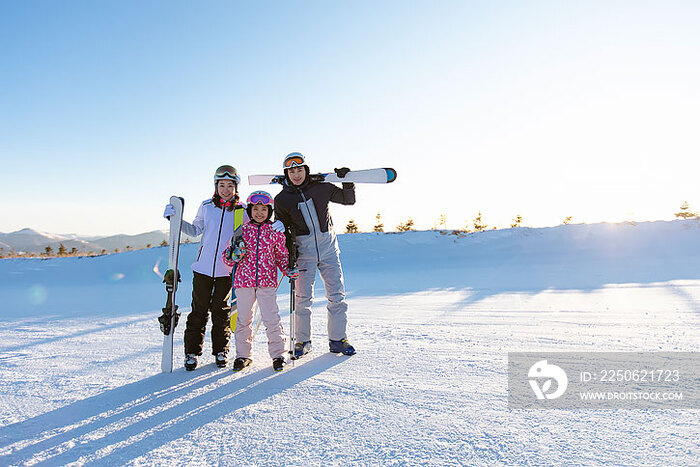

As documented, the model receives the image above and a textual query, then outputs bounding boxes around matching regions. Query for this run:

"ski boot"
[272,357,285,372]
[329,338,356,356]
[184,354,198,371]
[232,357,252,372]
[215,351,228,368]
[292,340,312,360]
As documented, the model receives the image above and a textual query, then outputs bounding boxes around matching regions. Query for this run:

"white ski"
[160,196,184,373]
[248,168,397,186]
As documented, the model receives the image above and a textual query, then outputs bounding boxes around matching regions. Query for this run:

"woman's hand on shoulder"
[270,220,285,233]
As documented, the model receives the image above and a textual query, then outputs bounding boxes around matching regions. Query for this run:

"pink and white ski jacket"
[231,221,290,289]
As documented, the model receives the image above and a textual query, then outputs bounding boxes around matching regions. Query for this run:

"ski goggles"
[247,191,273,206]
[283,154,305,169]
[214,165,240,183]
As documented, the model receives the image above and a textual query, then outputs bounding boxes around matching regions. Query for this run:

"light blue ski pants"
[294,232,348,342]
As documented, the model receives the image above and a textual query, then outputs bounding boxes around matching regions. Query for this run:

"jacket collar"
[282,178,312,192]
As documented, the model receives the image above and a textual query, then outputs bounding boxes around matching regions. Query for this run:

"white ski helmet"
[214,165,240,184]
[283,152,307,171]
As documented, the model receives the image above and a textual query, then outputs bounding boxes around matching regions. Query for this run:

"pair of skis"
[159,196,184,373]
[248,167,397,186]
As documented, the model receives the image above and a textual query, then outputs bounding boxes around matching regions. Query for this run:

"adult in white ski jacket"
[185,198,243,278]
[163,165,247,371]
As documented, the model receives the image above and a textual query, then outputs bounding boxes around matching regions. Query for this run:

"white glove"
[271,220,285,233]
[163,204,175,219]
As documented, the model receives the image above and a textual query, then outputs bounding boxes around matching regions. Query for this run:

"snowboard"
[226,208,246,332]
[159,196,184,373]
[248,168,397,186]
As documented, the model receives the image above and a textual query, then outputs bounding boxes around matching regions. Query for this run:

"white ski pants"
[295,234,349,342]
[234,287,286,359]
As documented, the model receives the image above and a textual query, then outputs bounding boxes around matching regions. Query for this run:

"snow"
[0,220,698,466]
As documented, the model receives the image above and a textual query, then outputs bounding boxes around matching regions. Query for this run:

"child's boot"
[232,357,252,372]
[272,357,285,372]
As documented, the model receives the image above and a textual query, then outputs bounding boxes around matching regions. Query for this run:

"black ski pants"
[184,271,232,356]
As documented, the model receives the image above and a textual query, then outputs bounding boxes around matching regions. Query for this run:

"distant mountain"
[0,228,200,255]
[92,230,200,253]
[0,228,90,253]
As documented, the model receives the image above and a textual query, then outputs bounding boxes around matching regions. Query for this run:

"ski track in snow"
[0,222,699,466]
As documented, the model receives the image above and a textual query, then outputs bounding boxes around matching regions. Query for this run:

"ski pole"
[289,275,296,366]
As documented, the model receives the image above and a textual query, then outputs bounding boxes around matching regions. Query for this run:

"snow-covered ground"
[0,221,698,466]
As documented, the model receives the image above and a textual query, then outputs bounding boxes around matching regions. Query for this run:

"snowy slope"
[0,220,698,466]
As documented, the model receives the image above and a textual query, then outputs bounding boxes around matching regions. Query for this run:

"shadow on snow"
[0,354,345,466]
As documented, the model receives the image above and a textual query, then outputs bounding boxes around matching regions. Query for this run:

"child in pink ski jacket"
[223,190,296,372]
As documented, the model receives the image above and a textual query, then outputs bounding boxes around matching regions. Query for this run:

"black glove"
[334,167,351,178]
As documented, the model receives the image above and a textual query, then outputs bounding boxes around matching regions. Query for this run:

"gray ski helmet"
[214,165,240,184]
[283,152,307,171]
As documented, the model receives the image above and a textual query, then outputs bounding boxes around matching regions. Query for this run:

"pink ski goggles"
[247,191,273,206]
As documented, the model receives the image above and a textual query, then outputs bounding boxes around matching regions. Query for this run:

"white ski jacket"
[183,199,247,278]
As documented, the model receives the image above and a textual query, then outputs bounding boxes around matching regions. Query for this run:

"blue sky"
[2,1,699,235]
